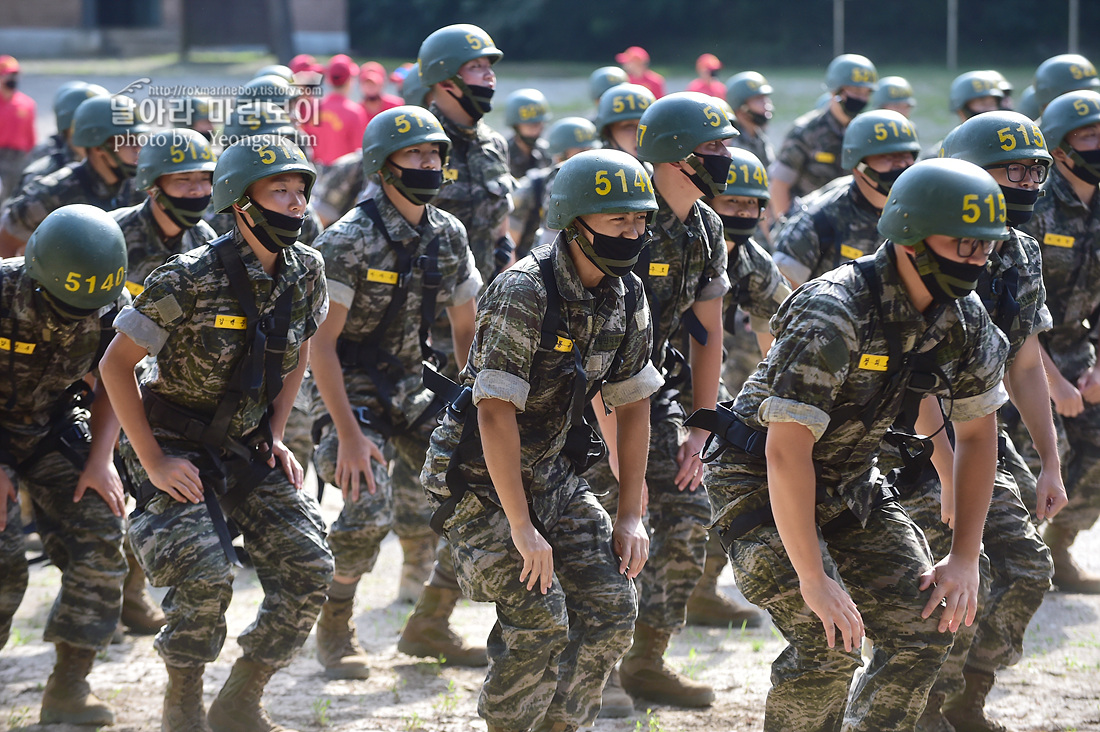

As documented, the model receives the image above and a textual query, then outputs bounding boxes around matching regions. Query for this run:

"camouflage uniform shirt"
[509,164,556,257]
[1020,165,1100,381]
[15,135,75,198]
[1,160,141,241]
[730,120,774,170]
[977,228,1052,366]
[422,238,663,526]
[312,149,368,225]
[430,103,515,284]
[711,243,1009,526]
[773,179,882,285]
[770,106,847,201]
[110,200,217,294]
[506,134,551,180]
[725,236,790,337]
[309,193,481,424]
[113,229,328,440]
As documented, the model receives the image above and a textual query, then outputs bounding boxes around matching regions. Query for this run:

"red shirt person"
[0,55,36,202]
[311,54,368,166]
[616,46,666,99]
[359,62,403,123]
[687,53,726,99]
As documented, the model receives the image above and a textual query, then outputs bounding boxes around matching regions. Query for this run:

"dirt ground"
[3,478,1100,732]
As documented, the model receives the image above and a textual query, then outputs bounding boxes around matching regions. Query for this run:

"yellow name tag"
[840,244,863,260]
[0,338,35,354]
[814,151,836,164]
[649,263,670,276]
[554,336,573,353]
[214,315,247,330]
[367,269,400,285]
[443,168,458,181]
[1044,233,1075,248]
[858,354,889,371]
[124,280,144,296]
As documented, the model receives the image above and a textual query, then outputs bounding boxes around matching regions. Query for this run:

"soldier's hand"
[799,574,863,652]
[73,458,126,517]
[612,515,650,578]
[675,429,708,491]
[1051,376,1084,417]
[269,439,304,490]
[0,469,17,531]
[335,431,385,502]
[512,522,554,594]
[1078,367,1100,405]
[1035,468,1068,521]
[148,455,204,504]
[919,553,979,633]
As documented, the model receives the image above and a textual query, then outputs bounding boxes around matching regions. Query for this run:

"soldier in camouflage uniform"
[695,158,1011,731]
[596,82,655,158]
[309,106,483,679]
[101,136,333,732]
[1018,91,1100,594]
[871,76,917,118]
[509,117,599,258]
[909,110,1065,732]
[1032,54,1099,116]
[13,82,108,199]
[505,88,552,180]
[0,95,146,257]
[774,109,919,287]
[768,54,877,224]
[726,72,776,170]
[684,147,789,629]
[588,66,629,113]
[421,149,660,732]
[420,24,515,287]
[0,205,129,726]
[589,92,733,709]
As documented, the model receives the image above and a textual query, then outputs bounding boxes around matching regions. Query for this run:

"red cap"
[697,53,721,72]
[289,54,318,74]
[360,61,386,85]
[0,55,20,75]
[327,54,358,87]
[615,46,649,65]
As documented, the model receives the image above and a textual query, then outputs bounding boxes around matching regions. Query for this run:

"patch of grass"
[6,706,33,729]
[751,639,765,653]
[433,678,461,715]
[635,707,665,732]
[311,698,332,728]
[413,655,445,675]
[680,647,704,680]
[402,711,424,731]
[390,677,405,703]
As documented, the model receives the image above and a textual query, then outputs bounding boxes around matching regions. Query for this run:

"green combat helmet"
[1041,90,1100,182]
[546,117,599,159]
[400,62,431,107]
[949,70,1004,115]
[53,82,109,136]
[254,64,295,83]
[942,110,1051,168]
[221,101,298,145]
[361,105,450,205]
[237,74,297,107]
[878,158,1008,246]
[135,129,217,191]
[25,203,128,312]
[70,95,150,148]
[1017,85,1041,121]
[722,146,770,202]
[1034,54,1100,111]
[870,76,916,110]
[825,54,877,91]
[726,71,773,111]
[636,91,738,163]
[589,66,629,103]
[212,134,315,213]
[546,149,657,277]
[596,83,656,137]
[505,88,551,127]
[841,109,920,173]
[418,23,502,86]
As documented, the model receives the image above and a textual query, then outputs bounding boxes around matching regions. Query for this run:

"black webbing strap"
[979,265,1021,336]
[685,404,767,461]
[681,307,709,346]
[811,207,839,274]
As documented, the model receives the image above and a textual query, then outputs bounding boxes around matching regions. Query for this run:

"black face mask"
[448,78,494,120]
[238,197,304,253]
[909,240,984,305]
[517,133,540,149]
[574,217,648,278]
[1068,147,1100,186]
[718,213,759,247]
[104,146,137,180]
[1000,185,1040,226]
[686,153,732,198]
[156,191,211,229]
[747,110,771,128]
[3,78,16,91]
[840,94,868,117]
[382,162,444,206]
[855,162,907,196]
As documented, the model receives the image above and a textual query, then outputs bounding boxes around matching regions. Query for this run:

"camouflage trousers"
[314,414,435,579]
[589,402,710,630]
[901,435,1052,689]
[125,443,333,669]
[442,483,636,730]
[715,471,950,731]
[0,439,125,651]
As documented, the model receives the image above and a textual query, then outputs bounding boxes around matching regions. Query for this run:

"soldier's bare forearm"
[614,397,650,521]
[948,412,998,560]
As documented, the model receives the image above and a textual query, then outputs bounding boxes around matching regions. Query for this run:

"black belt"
[685,405,767,459]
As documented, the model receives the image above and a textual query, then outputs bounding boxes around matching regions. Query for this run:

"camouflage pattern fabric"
[0,263,128,650]
[509,165,554,258]
[770,107,847,207]
[0,148,28,206]
[730,121,775,170]
[310,193,479,577]
[110,199,217,292]
[115,228,332,668]
[429,103,514,285]
[12,137,75,202]
[705,242,1009,731]
[423,235,660,729]
[773,180,883,286]
[0,160,141,241]
[506,133,551,180]
[1019,165,1100,535]
[26,133,67,169]
[311,150,368,225]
